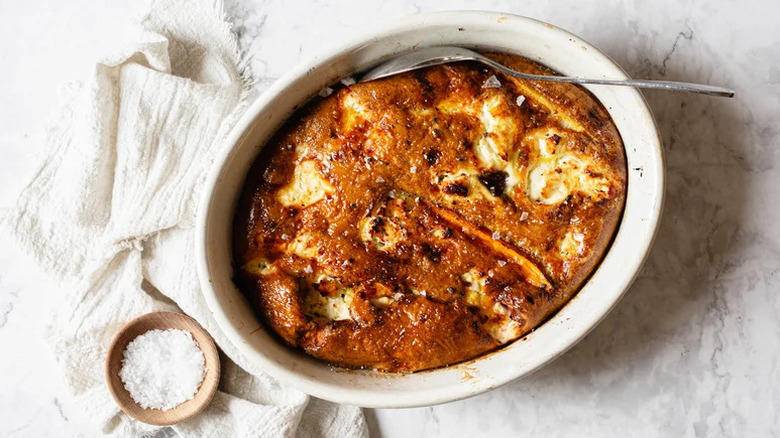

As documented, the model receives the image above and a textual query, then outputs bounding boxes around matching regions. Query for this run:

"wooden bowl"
[104,311,221,426]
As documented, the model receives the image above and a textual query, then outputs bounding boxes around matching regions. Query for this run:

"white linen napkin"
[0,0,367,436]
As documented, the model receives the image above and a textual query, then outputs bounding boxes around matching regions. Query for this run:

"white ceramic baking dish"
[196,11,664,408]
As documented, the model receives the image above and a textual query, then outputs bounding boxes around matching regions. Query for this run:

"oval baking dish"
[196,11,664,408]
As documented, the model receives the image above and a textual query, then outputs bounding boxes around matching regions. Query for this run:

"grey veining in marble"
[1,0,778,436]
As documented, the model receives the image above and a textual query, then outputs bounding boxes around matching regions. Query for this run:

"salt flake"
[318,87,334,97]
[482,75,501,88]
[340,76,357,86]
[516,95,526,107]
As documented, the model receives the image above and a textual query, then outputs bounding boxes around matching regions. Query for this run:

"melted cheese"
[527,159,571,205]
[559,230,585,259]
[523,130,612,205]
[277,160,334,208]
[432,91,613,208]
[342,92,368,131]
[436,94,524,197]
[303,275,355,321]
[475,94,517,170]
[461,270,522,343]
[371,296,394,308]
[359,215,405,252]
[370,284,403,308]
[304,290,354,321]
[287,232,319,259]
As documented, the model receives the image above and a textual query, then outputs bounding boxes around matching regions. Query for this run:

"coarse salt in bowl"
[119,329,207,411]
[105,311,221,425]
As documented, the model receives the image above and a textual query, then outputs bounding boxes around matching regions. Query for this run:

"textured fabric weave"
[0,0,367,436]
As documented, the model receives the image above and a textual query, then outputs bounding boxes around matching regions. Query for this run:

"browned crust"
[487,53,627,318]
[231,52,627,372]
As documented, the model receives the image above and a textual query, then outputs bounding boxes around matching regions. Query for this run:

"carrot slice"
[421,199,552,289]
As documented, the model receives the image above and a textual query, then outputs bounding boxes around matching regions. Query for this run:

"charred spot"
[587,108,601,124]
[447,287,456,294]
[525,294,536,305]
[537,288,554,301]
[585,168,603,178]
[424,149,441,165]
[414,71,436,104]
[478,170,508,197]
[313,279,339,295]
[421,243,443,263]
[460,138,473,151]
[370,216,386,233]
[442,227,454,238]
[551,134,561,145]
[548,195,578,221]
[442,182,469,197]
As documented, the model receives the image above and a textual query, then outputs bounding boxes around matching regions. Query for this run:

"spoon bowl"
[104,311,221,426]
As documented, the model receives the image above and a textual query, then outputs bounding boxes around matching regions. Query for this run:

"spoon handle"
[484,59,735,98]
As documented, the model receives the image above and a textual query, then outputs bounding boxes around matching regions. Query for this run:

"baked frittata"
[232,53,626,372]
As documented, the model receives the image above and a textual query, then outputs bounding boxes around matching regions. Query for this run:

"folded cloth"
[0,0,367,436]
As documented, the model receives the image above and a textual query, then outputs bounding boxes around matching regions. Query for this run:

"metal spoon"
[360,46,734,98]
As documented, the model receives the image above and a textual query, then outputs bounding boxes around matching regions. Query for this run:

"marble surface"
[1,0,778,436]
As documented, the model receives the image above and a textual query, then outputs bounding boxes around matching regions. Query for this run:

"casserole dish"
[196,11,664,408]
